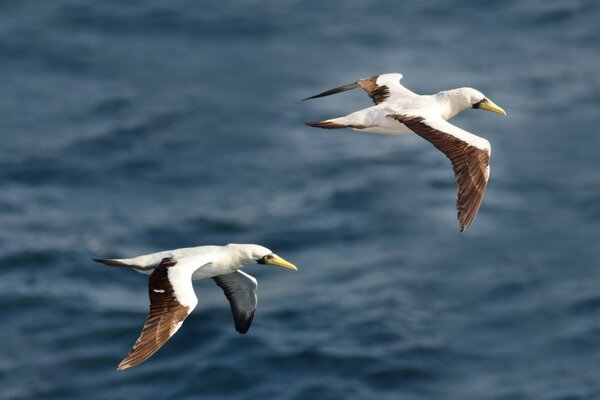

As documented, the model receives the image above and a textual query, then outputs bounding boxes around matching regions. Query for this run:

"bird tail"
[305,119,349,129]
[93,258,135,267]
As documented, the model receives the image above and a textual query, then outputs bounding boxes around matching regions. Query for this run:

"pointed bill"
[259,254,298,271]
[478,98,507,116]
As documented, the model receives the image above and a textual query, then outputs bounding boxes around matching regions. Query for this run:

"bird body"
[105,244,265,278]
[304,73,506,231]
[311,88,491,135]
[94,243,297,370]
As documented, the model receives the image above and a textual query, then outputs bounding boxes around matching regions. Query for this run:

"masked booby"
[304,73,507,231]
[94,243,297,370]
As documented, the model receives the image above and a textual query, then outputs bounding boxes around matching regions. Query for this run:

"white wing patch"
[375,73,416,99]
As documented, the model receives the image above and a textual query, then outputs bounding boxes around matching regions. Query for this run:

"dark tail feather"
[93,258,132,267]
[305,120,348,129]
[302,82,359,101]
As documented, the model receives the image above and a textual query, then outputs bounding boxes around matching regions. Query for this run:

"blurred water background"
[1,1,599,399]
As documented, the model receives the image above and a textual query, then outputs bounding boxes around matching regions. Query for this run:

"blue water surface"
[1,1,599,399]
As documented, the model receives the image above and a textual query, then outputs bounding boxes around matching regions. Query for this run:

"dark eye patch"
[472,99,484,109]
[258,254,274,264]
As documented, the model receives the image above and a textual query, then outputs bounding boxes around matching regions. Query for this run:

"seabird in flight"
[304,73,507,231]
[94,243,297,370]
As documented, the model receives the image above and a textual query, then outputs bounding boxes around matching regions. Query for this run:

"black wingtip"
[235,312,255,334]
[302,93,328,101]
[302,82,359,101]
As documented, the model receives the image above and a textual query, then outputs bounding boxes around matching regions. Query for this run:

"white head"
[442,87,507,118]
[225,243,298,271]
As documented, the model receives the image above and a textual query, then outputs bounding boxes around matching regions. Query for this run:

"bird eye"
[257,254,274,264]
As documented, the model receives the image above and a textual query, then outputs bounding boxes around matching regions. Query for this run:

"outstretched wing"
[388,114,491,232]
[117,261,198,370]
[303,73,416,105]
[213,271,258,334]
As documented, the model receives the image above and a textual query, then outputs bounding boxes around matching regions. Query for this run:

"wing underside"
[213,270,258,334]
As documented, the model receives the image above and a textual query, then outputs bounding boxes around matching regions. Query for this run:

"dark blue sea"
[1,1,599,399]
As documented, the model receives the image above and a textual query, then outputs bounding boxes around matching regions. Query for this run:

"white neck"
[214,245,249,271]
[434,89,473,120]
[217,243,269,271]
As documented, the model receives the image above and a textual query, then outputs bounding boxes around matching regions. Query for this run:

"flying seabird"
[304,73,507,231]
[93,243,297,370]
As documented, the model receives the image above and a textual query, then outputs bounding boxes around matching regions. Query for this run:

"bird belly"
[347,105,413,135]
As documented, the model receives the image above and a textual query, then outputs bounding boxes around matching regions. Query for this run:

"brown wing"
[388,114,491,232]
[357,75,390,105]
[117,265,196,370]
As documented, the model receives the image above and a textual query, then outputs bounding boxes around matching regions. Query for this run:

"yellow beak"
[478,97,507,116]
[264,254,298,271]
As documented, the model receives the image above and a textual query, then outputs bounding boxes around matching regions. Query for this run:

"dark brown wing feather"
[388,114,491,232]
[302,82,360,101]
[302,75,390,105]
[117,266,192,370]
[357,75,390,105]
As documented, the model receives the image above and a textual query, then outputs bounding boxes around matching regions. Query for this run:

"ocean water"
[1,1,599,399]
